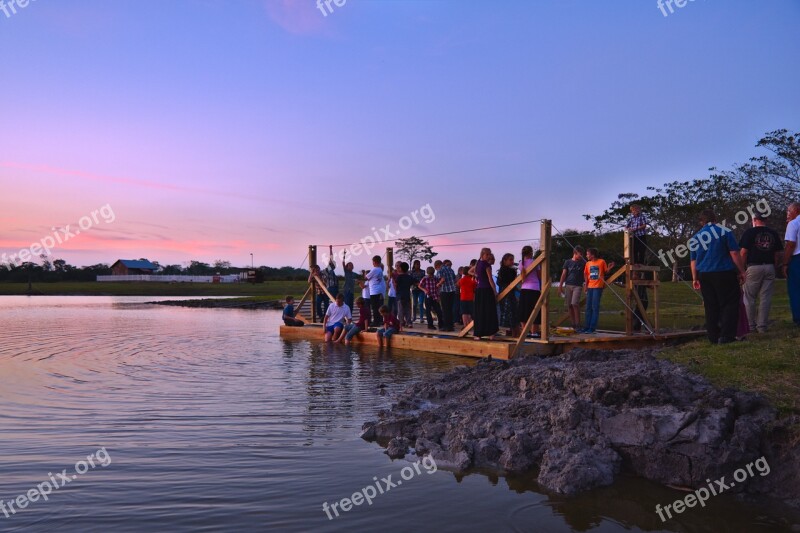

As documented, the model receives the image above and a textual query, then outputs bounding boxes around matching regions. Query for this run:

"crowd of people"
[282,201,800,346]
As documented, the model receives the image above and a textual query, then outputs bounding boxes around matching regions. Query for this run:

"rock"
[361,348,796,501]
[385,437,409,459]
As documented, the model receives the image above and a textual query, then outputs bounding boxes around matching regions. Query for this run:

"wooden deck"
[279,324,706,360]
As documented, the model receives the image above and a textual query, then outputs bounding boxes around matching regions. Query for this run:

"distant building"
[110,259,159,276]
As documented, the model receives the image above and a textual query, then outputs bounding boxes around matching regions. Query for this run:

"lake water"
[0,296,795,532]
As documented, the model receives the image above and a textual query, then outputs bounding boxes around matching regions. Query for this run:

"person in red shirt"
[377,305,401,347]
[457,267,477,327]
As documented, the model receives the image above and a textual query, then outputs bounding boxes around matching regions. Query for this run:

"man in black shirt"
[739,214,784,332]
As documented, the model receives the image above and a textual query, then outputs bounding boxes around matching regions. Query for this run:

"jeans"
[315,293,328,320]
[370,294,384,326]
[343,290,354,312]
[426,297,443,328]
[397,299,412,326]
[413,289,425,320]
[743,264,775,331]
[789,255,800,324]
[585,288,603,331]
[344,323,362,341]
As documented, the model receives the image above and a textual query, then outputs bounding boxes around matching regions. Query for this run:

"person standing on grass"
[470,248,499,341]
[783,202,800,325]
[435,260,457,332]
[457,266,476,327]
[739,213,783,332]
[581,248,613,334]
[365,256,385,326]
[626,204,648,266]
[558,245,585,330]
[690,209,747,344]
[322,293,351,342]
[410,260,426,323]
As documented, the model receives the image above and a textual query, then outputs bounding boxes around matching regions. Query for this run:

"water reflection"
[0,297,795,533]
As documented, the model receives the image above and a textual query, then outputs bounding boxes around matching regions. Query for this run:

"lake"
[0,297,794,532]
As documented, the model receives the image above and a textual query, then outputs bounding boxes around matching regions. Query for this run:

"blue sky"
[1,0,798,268]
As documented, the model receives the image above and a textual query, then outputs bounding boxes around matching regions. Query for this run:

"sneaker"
[427,326,437,330]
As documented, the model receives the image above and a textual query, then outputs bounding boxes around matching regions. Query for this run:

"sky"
[1,0,799,270]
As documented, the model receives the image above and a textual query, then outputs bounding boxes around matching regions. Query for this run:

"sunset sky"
[1,0,799,269]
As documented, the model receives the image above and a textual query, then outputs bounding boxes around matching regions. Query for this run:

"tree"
[186,261,212,275]
[394,236,437,265]
[732,129,800,208]
[213,260,232,272]
[585,173,756,281]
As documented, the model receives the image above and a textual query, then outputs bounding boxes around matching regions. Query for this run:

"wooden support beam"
[313,274,338,302]
[386,247,394,270]
[293,284,313,315]
[540,220,551,342]
[631,288,653,330]
[309,245,317,323]
[458,244,546,339]
[511,289,547,358]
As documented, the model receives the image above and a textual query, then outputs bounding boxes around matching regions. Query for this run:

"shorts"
[460,300,474,315]
[377,327,396,338]
[564,285,582,307]
[325,321,344,334]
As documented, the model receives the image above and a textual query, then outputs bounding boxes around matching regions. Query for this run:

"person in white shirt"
[323,293,352,341]
[783,202,800,325]
[365,255,385,326]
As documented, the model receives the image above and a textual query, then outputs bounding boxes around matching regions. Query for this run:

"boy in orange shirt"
[581,248,614,334]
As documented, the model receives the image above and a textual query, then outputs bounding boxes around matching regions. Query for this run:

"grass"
[2,278,797,416]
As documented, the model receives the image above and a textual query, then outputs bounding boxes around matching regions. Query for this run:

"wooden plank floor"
[279,323,706,359]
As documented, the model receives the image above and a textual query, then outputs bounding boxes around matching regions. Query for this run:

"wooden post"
[309,245,317,323]
[540,219,551,342]
[623,232,633,335]
[386,247,394,270]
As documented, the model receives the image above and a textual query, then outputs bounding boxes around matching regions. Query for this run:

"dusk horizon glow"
[2,0,799,270]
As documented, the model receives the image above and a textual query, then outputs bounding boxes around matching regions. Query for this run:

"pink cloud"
[263,0,329,35]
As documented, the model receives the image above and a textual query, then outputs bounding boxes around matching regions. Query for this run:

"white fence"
[97,275,241,283]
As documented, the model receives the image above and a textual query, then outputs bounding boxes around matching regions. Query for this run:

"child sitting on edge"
[339,297,370,346]
[377,305,401,347]
[581,248,614,334]
[418,266,443,330]
[282,296,304,327]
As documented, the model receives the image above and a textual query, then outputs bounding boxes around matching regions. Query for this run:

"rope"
[317,219,544,248]
[552,222,656,336]
[429,237,540,249]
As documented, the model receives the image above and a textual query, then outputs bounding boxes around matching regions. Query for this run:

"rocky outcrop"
[362,349,792,498]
